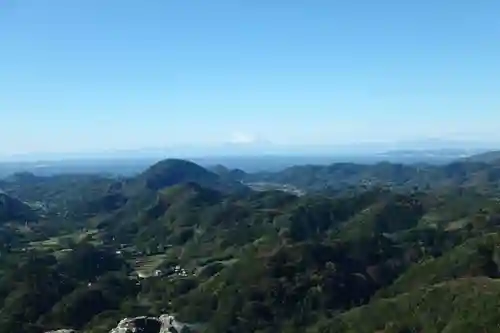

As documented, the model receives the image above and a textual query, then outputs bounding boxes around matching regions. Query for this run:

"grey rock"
[109,314,194,333]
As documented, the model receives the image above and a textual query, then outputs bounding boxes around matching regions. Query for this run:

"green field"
[29,229,100,251]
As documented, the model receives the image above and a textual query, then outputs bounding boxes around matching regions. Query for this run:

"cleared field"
[29,237,62,250]
[29,229,100,250]
[131,254,167,277]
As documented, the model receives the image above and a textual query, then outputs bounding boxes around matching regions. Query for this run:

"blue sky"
[1,0,499,156]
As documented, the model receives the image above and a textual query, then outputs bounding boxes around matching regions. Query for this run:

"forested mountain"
[130,159,247,193]
[464,150,500,163]
[1,158,500,332]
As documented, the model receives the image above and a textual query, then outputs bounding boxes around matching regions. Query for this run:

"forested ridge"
[239,158,500,193]
[1,157,500,332]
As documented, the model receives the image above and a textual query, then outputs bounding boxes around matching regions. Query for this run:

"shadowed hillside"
[313,277,500,333]
[0,193,37,223]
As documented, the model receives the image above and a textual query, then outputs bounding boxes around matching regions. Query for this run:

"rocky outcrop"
[109,314,194,333]
[44,314,194,333]
[110,316,160,333]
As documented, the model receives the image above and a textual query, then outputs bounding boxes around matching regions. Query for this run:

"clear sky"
[1,0,499,156]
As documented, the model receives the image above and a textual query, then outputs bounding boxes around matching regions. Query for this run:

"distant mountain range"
[2,138,497,161]
[1,146,498,177]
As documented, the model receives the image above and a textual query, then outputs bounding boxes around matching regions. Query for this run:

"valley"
[1,155,500,332]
